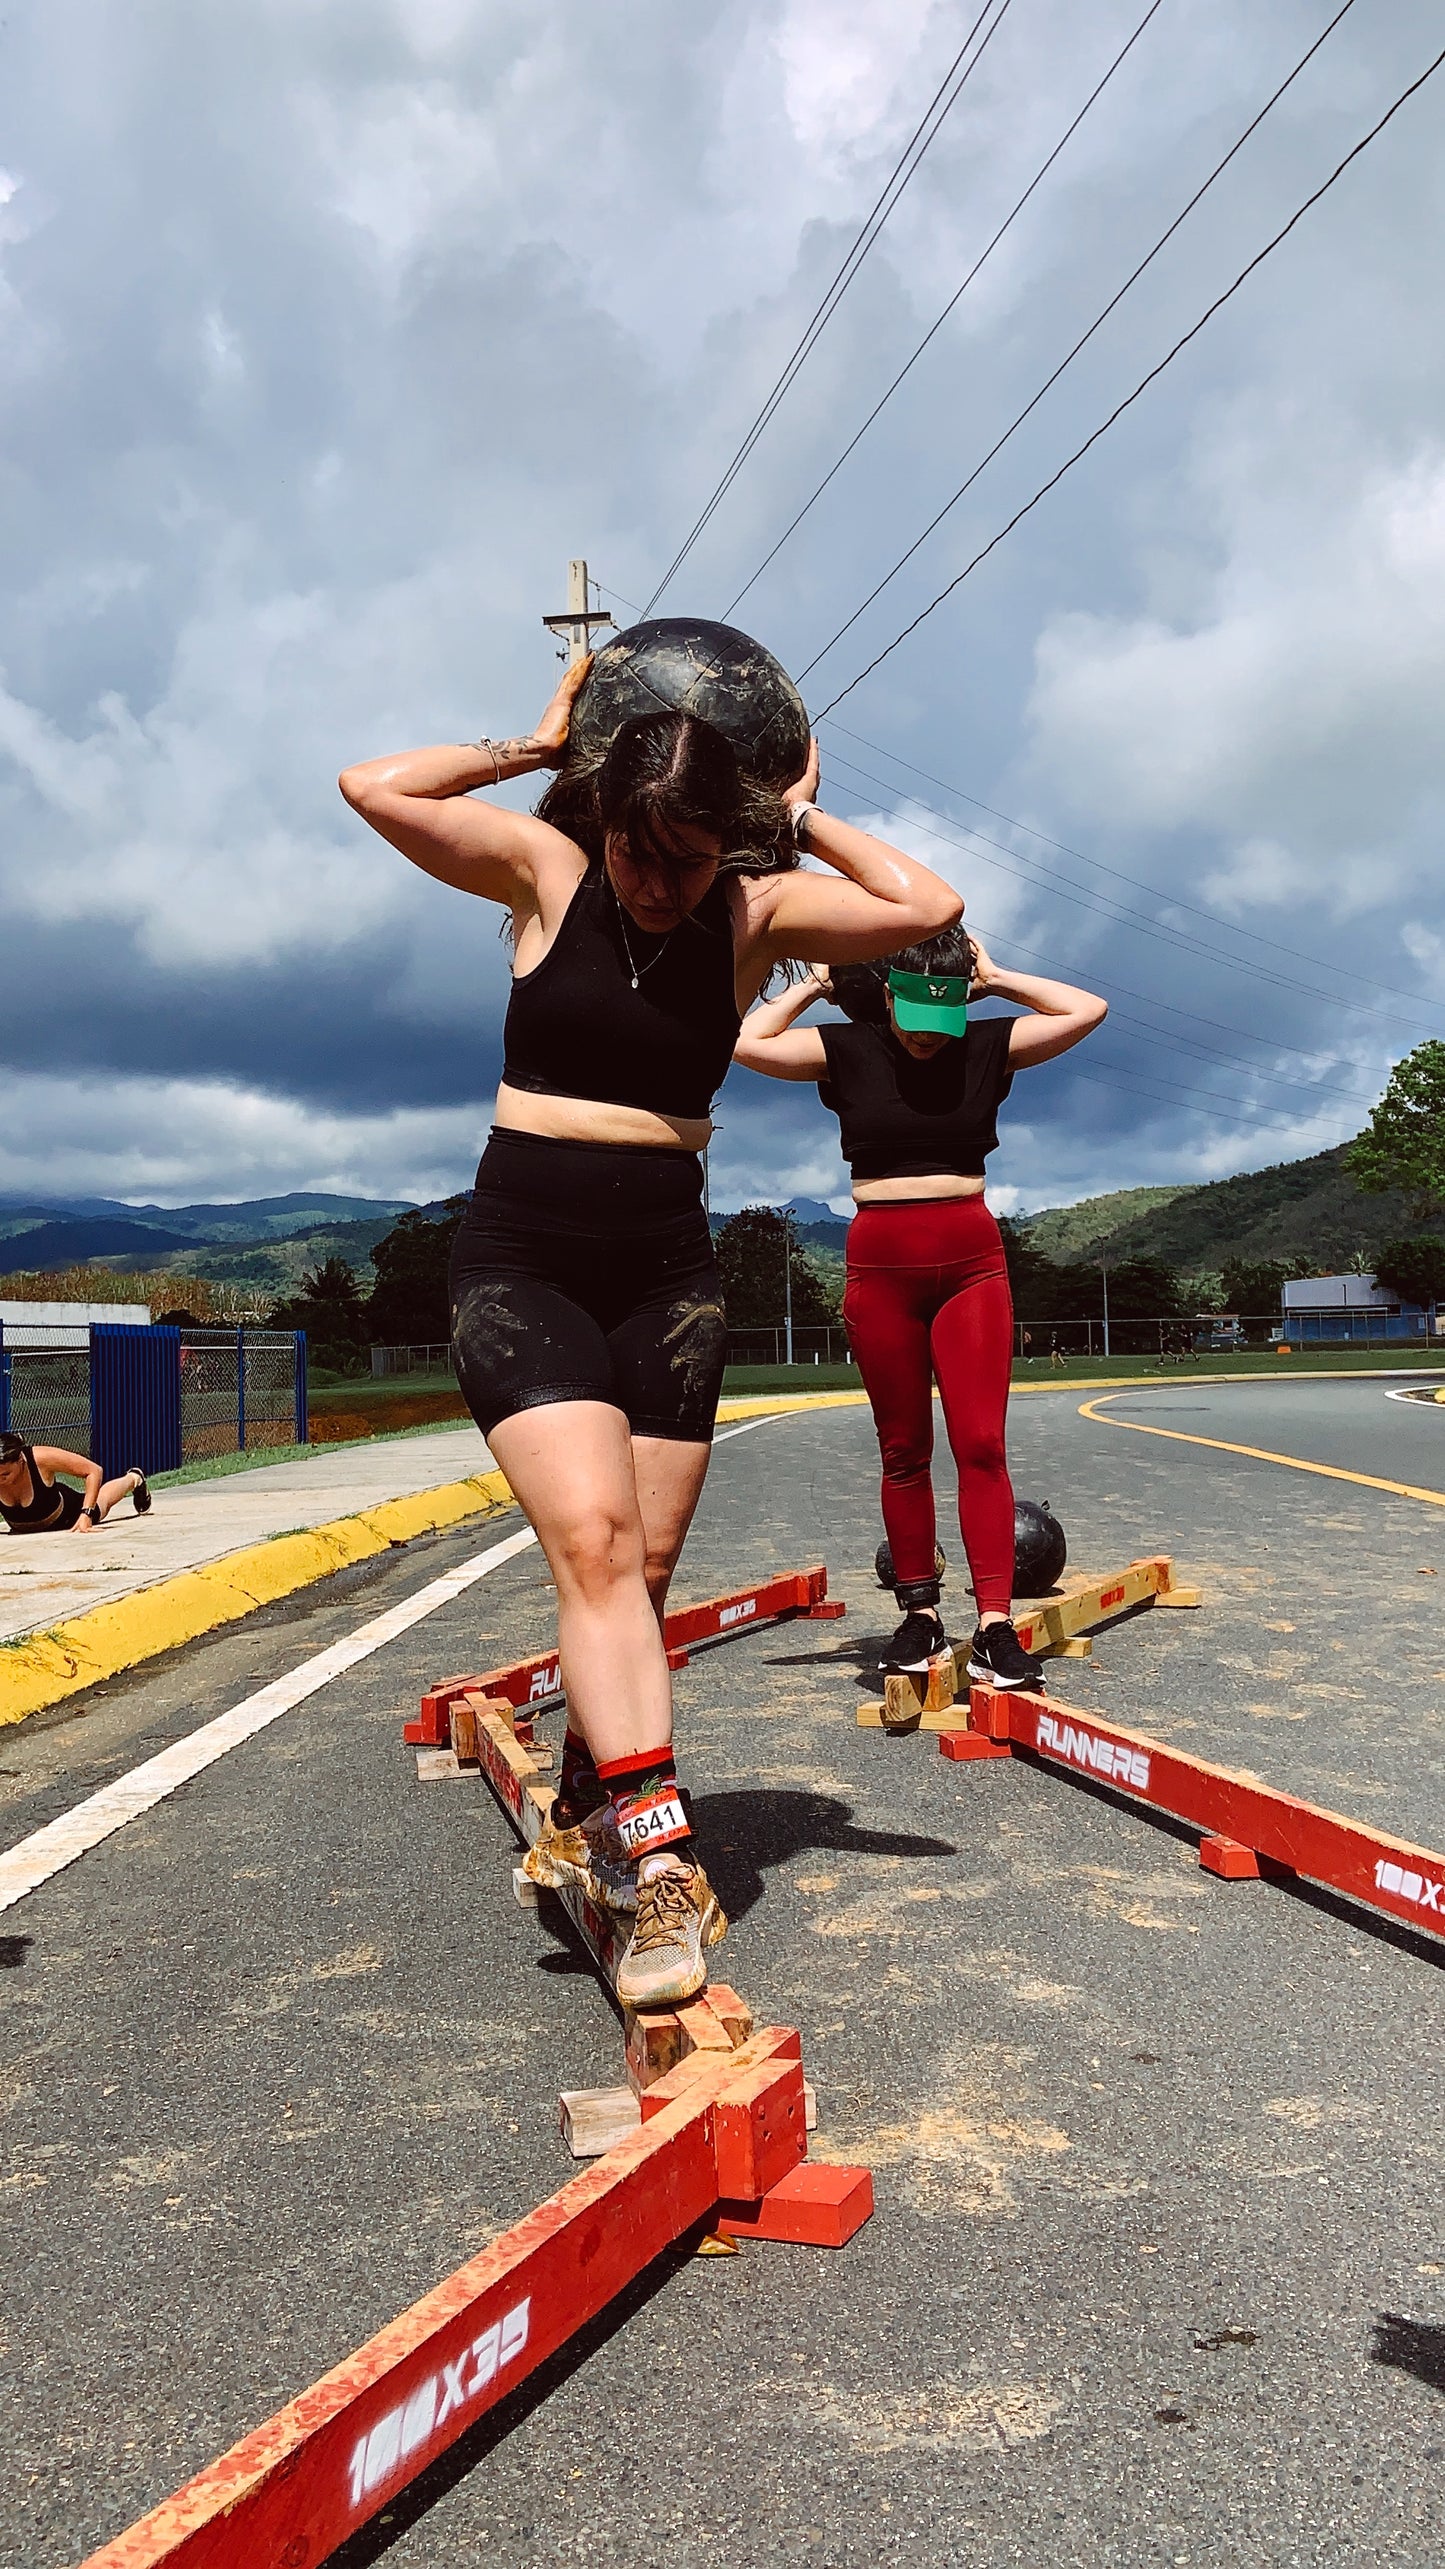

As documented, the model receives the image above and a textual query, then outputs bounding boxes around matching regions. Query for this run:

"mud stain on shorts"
[452,1281,530,1373]
[662,1293,727,1403]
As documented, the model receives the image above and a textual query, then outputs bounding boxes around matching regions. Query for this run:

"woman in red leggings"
[735,926,1105,1688]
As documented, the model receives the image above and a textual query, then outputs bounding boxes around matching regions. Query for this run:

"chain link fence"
[1,1327,92,1446]
[724,1325,853,1367]
[0,1323,304,1466]
[370,1343,456,1378]
[177,1330,302,1461]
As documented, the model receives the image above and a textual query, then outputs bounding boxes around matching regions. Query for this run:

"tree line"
[267,1039,1445,1370]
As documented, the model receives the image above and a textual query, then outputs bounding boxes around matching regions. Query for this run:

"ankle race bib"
[615,1791,690,1855]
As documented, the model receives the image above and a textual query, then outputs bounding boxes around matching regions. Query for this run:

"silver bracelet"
[468,738,504,785]
[789,801,818,844]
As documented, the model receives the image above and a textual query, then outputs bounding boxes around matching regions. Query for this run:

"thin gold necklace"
[611,879,677,990]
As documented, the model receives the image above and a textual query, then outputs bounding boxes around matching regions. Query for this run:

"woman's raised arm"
[337,659,590,904]
[733,970,832,1081]
[739,741,962,972]
[969,940,1108,1065]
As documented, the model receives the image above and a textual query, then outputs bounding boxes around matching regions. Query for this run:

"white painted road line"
[0,1523,539,1916]
[0,1410,808,1916]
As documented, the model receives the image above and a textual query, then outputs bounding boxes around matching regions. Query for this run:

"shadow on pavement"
[1370,2313,1445,2394]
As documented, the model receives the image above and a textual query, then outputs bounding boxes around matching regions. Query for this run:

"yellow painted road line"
[0,1468,515,1730]
[1078,1390,1445,1511]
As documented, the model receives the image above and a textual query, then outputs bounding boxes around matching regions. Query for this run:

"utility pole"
[783,1214,794,1367]
[1099,1253,1111,1360]
[542,559,615,667]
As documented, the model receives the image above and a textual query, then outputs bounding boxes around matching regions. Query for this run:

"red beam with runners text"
[408,1566,843,1742]
[948,1685,1445,1943]
[81,2032,805,2569]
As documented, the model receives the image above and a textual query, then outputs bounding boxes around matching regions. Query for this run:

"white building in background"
[0,1301,151,1348]
[1281,1274,1393,1312]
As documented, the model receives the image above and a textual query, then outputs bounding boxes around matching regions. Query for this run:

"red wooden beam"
[945,1684,1445,1944]
[81,2033,805,2569]
[408,1566,844,1742]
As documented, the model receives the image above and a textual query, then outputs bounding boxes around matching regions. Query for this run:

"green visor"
[888,966,969,1035]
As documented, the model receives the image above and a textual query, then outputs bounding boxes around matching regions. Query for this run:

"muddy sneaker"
[128,1469,152,1515]
[615,1857,727,2010]
[523,1800,638,1912]
[880,1607,947,1674]
[966,1619,1043,1692]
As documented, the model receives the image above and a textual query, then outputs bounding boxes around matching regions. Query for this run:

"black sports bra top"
[0,1445,67,1530]
[502,872,741,1121]
[819,1017,1015,1181]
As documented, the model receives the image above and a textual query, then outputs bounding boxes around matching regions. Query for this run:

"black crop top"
[0,1444,69,1530]
[818,1017,1015,1182]
[502,873,740,1120]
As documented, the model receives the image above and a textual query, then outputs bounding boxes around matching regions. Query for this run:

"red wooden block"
[938,1732,1012,1762]
[712,2060,807,2200]
[805,1600,848,1620]
[1199,1832,1261,1880]
[717,2163,874,2249]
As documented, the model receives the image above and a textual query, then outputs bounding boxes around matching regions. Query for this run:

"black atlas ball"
[567,617,810,790]
[875,1539,947,1591]
[1013,1498,1067,1596]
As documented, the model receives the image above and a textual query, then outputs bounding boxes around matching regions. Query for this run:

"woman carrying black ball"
[339,667,961,2004]
[735,929,1105,1692]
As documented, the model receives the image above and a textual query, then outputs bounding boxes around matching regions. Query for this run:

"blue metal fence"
[0,1323,306,1470]
[89,1324,183,1479]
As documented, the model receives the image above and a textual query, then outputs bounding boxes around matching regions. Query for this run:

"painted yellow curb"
[0,1468,515,1731]
[716,1391,870,1419]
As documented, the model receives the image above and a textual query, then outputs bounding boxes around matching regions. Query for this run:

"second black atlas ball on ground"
[1013,1498,1067,1595]
[567,617,810,789]
[874,1539,948,1591]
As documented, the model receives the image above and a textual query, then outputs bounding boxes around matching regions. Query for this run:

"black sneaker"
[966,1620,1043,1692]
[128,1469,152,1515]
[880,1609,947,1675]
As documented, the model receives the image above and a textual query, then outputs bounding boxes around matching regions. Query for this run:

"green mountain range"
[1022,1142,1445,1277]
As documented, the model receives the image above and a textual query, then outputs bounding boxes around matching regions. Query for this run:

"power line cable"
[642,0,1016,615]
[724,0,1168,619]
[811,34,1445,710]
[799,0,1360,682]
[965,913,1377,1073]
[823,718,1445,1017]
[595,568,1437,1045]
[822,743,1445,1037]
[944,912,1376,1113]
[1067,1059,1349,1136]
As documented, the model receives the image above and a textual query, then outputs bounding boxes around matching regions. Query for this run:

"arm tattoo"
[467,734,540,783]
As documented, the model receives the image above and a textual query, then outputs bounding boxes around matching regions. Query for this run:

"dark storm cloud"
[3,0,1444,1208]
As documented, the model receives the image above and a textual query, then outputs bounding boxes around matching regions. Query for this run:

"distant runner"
[735,930,1105,1694]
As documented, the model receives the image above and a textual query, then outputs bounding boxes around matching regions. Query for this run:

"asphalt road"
[1,1387,1441,2569]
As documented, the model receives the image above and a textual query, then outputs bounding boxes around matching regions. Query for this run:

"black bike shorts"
[449,1129,728,1444]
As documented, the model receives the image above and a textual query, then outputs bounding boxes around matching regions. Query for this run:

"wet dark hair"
[0,1432,25,1466]
[535,709,796,881]
[829,922,977,1027]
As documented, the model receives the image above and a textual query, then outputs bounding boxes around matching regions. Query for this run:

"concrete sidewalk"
[0,1395,864,1730]
[0,1424,509,1729]
[0,1424,495,1649]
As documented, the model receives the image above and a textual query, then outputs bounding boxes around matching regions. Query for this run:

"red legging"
[843,1195,1015,1617]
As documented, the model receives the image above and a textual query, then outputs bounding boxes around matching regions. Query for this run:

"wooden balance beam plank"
[407,1565,845,1744]
[454,1635,872,2234]
[947,1683,1445,1946]
[468,1702,759,2097]
[80,2034,809,2569]
[857,1556,1202,1731]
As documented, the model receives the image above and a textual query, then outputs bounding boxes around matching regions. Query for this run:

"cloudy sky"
[3,0,1444,1217]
